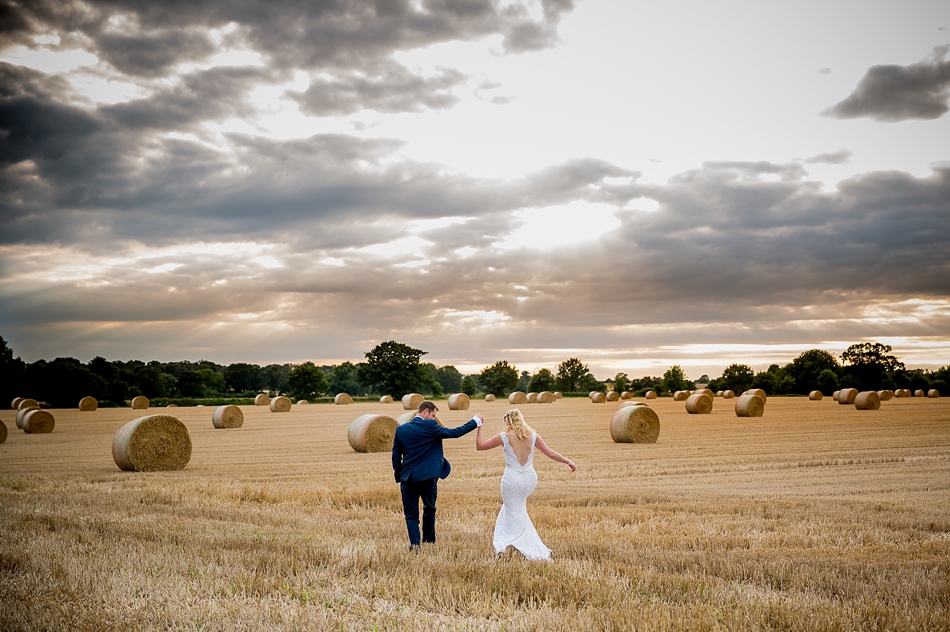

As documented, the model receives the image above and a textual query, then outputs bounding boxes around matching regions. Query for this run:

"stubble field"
[1,396,948,631]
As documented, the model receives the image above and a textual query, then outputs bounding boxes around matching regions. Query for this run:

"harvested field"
[1,397,948,631]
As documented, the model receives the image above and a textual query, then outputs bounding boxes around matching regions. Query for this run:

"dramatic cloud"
[823,45,950,122]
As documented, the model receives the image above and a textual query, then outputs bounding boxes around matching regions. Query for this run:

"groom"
[392,400,483,549]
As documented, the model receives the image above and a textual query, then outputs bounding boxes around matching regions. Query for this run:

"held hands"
[473,414,484,427]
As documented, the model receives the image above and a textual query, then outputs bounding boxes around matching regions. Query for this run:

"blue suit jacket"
[392,416,478,482]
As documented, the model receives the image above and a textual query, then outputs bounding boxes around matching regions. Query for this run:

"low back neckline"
[503,431,535,467]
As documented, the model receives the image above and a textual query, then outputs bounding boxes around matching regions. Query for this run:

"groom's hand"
[473,414,483,427]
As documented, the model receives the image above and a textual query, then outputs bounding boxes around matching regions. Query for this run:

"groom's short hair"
[418,400,438,414]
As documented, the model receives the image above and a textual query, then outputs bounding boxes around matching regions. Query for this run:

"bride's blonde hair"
[503,408,534,441]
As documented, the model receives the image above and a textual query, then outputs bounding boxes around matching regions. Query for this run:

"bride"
[475,408,577,560]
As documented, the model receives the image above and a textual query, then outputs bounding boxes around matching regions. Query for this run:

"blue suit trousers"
[400,478,438,546]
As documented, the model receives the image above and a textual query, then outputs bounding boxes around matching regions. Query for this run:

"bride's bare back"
[505,430,533,466]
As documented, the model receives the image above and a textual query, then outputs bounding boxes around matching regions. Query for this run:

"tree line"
[1,336,945,409]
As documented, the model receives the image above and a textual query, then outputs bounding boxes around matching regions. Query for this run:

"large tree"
[555,358,591,392]
[840,342,904,391]
[661,365,691,395]
[0,336,25,406]
[357,341,429,397]
[784,349,840,394]
[479,360,519,397]
[433,365,463,394]
[717,363,755,394]
[288,362,329,400]
[225,363,263,393]
[527,368,556,393]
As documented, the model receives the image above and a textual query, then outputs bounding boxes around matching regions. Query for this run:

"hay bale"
[297,400,309,405]
[112,414,192,472]
[685,393,713,414]
[17,398,38,411]
[402,393,424,410]
[743,389,767,403]
[379,395,393,404]
[553,392,562,399]
[645,391,657,399]
[808,391,823,401]
[448,393,470,410]
[212,405,244,429]
[526,392,539,403]
[877,390,890,401]
[901,388,912,397]
[606,391,620,402]
[334,393,353,405]
[538,391,555,403]
[610,403,660,443]
[347,414,398,453]
[485,394,496,402]
[167,404,178,407]
[620,391,633,400]
[270,396,292,412]
[130,396,149,410]
[78,396,98,411]
[716,391,723,397]
[914,389,925,397]
[854,391,881,410]
[0,420,6,444]
[589,392,606,404]
[254,394,270,406]
[735,394,764,417]
[696,388,714,398]
[16,406,39,429]
[832,390,840,401]
[722,390,734,399]
[509,392,527,405]
[837,388,858,405]
[673,391,689,402]
[11,397,25,409]
[928,389,940,399]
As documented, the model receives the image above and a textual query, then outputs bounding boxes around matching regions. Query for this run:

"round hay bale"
[901,388,912,397]
[735,394,764,418]
[22,409,54,434]
[270,396,292,412]
[526,392,539,403]
[672,391,689,402]
[588,391,598,399]
[509,392,527,405]
[553,392,562,399]
[0,420,6,443]
[589,392,606,404]
[620,391,633,400]
[334,393,353,405]
[11,397,25,409]
[167,404,178,407]
[17,398,38,411]
[743,389,767,403]
[877,390,890,401]
[832,390,840,401]
[78,396,98,411]
[716,391,723,397]
[808,391,823,401]
[16,406,40,429]
[606,391,620,402]
[722,390,734,399]
[347,414,398,453]
[212,405,244,429]
[538,391,555,403]
[914,389,925,397]
[837,388,858,405]
[448,393,470,410]
[112,415,192,472]
[297,400,309,405]
[485,394,496,402]
[379,395,393,404]
[618,399,641,408]
[645,391,657,400]
[130,396,149,410]
[254,394,270,406]
[685,393,713,414]
[610,403,660,443]
[854,391,881,410]
[696,388,714,398]
[402,393,424,410]
[928,389,940,399]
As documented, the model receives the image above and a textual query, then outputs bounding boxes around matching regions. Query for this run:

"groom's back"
[393,418,446,482]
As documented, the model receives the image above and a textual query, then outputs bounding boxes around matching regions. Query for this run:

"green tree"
[784,349,840,394]
[357,340,429,397]
[516,370,531,392]
[433,365,463,394]
[613,372,629,393]
[21,357,107,408]
[176,371,206,397]
[288,362,329,400]
[841,342,904,391]
[718,363,755,394]
[0,335,25,406]
[555,358,591,392]
[262,364,292,394]
[817,369,839,395]
[460,375,478,396]
[479,360,519,397]
[225,363,263,393]
[661,365,691,395]
[527,368,556,393]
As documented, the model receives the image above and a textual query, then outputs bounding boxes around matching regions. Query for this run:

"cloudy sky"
[1,0,949,380]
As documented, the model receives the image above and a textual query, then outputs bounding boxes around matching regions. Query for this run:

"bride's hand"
[567,460,577,472]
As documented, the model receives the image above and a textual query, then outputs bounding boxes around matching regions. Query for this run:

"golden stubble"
[1,397,948,631]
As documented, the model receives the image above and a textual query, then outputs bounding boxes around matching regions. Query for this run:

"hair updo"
[503,408,534,441]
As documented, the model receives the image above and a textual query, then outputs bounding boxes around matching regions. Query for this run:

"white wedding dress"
[493,432,552,560]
